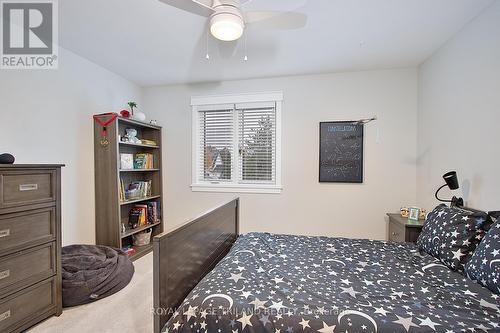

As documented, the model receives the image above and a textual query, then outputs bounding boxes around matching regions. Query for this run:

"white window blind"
[192,93,282,194]
[237,102,276,184]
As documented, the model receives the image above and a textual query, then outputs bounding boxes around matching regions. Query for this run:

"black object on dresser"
[0,154,15,165]
[0,164,63,332]
[387,213,424,243]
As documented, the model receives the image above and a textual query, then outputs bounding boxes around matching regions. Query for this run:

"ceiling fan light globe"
[210,13,244,41]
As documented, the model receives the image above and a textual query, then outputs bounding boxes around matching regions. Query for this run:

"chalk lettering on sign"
[320,122,364,183]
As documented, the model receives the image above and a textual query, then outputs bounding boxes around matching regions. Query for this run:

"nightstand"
[387,213,425,243]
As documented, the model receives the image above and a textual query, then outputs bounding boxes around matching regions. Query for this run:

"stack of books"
[128,201,161,229]
[134,153,154,169]
[140,139,157,146]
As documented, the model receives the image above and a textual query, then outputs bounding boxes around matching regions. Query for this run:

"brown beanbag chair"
[61,245,134,307]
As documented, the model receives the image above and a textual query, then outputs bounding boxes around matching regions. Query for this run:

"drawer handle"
[19,183,38,191]
[0,310,10,322]
[0,270,9,280]
[0,229,9,238]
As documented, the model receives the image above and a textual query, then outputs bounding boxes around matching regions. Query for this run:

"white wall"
[0,47,142,245]
[417,2,500,211]
[143,69,418,240]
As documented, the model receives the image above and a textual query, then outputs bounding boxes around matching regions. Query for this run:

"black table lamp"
[435,171,464,207]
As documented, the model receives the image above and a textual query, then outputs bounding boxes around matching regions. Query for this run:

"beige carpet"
[29,253,153,333]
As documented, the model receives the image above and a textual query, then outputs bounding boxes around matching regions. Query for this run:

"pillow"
[464,222,500,294]
[417,204,489,272]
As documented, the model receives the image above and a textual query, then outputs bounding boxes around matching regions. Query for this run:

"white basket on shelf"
[132,229,152,246]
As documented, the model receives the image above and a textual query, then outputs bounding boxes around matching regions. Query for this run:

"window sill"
[191,183,282,194]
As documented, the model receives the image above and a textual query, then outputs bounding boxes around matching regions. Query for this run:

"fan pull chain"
[205,27,210,60]
[243,32,248,61]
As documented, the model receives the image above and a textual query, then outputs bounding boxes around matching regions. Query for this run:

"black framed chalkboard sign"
[319,121,364,183]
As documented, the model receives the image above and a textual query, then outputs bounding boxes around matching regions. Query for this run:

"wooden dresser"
[387,213,425,243]
[0,165,63,332]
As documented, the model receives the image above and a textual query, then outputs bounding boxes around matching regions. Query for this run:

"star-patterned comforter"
[163,232,500,333]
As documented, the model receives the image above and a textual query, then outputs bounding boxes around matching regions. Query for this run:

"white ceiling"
[59,0,494,86]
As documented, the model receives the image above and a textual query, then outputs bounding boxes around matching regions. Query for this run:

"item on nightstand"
[0,153,15,164]
[120,153,134,170]
[408,207,420,221]
[150,120,158,125]
[133,229,152,246]
[400,207,409,218]
[124,128,141,144]
[419,209,427,220]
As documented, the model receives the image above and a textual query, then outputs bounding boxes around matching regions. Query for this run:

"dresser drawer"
[0,278,56,333]
[389,220,405,242]
[0,243,56,297]
[0,170,56,209]
[0,207,56,254]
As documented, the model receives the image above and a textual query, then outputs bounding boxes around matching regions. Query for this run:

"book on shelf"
[129,180,152,198]
[120,153,134,170]
[134,153,154,169]
[140,139,157,146]
[127,200,161,230]
[147,201,161,224]
[119,179,125,202]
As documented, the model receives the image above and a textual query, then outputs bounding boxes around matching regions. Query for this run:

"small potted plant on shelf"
[127,101,146,122]
[127,101,137,115]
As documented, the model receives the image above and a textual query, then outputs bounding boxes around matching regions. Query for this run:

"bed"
[153,199,500,332]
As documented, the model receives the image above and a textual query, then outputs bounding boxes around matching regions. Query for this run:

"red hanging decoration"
[93,112,118,147]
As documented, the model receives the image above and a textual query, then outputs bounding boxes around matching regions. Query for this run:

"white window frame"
[191,92,283,194]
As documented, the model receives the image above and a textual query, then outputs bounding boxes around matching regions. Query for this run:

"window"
[191,92,282,193]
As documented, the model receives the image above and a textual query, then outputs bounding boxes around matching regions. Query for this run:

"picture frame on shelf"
[408,207,420,221]
[120,153,134,170]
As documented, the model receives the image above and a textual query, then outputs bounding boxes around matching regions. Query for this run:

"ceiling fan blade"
[245,11,307,30]
[158,0,214,17]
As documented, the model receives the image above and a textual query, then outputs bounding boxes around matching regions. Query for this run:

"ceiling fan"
[158,0,308,42]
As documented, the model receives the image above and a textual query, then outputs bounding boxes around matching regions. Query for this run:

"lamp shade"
[443,171,460,190]
[210,12,244,41]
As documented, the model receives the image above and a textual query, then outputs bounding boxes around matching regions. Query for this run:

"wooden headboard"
[152,198,239,333]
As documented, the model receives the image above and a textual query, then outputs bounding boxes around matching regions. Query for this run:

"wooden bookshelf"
[94,115,163,261]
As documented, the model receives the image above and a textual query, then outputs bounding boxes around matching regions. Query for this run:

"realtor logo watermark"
[1,0,58,69]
